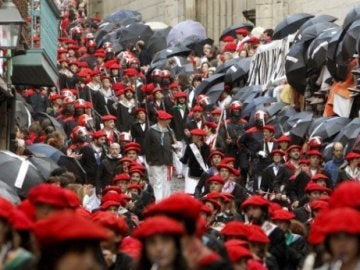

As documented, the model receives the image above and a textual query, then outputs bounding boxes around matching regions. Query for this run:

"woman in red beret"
[337,152,360,183]
[132,216,189,270]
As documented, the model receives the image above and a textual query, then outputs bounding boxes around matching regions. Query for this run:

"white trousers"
[184,171,199,194]
[148,165,172,201]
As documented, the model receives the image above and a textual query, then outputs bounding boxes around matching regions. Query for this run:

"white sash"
[189,143,208,172]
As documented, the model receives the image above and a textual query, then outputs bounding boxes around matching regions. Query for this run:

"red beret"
[132,216,185,240]
[113,82,125,91]
[90,69,101,77]
[160,70,172,78]
[271,209,295,221]
[66,39,77,45]
[271,149,285,156]
[222,35,235,42]
[8,208,34,231]
[134,107,147,114]
[28,184,69,208]
[276,135,291,143]
[68,44,79,51]
[345,152,360,161]
[92,211,128,236]
[169,82,180,89]
[310,200,329,212]
[110,63,121,69]
[329,181,360,209]
[127,184,143,194]
[192,105,204,112]
[247,224,270,244]
[287,145,302,153]
[92,130,107,139]
[58,58,68,63]
[202,197,221,211]
[84,101,93,109]
[217,163,240,176]
[101,114,117,122]
[125,146,141,153]
[299,159,310,165]
[124,86,135,93]
[124,68,138,77]
[113,173,131,183]
[226,246,252,263]
[128,168,144,177]
[152,86,162,95]
[33,211,110,248]
[119,157,133,164]
[263,125,275,133]
[221,156,236,164]
[247,37,260,44]
[200,204,212,216]
[49,93,64,101]
[57,47,67,54]
[190,128,206,136]
[320,207,360,236]
[312,173,329,182]
[94,52,106,58]
[208,150,224,160]
[221,221,249,238]
[62,189,80,209]
[235,28,249,36]
[174,91,187,99]
[307,150,322,158]
[141,83,155,95]
[157,110,173,120]
[100,200,121,211]
[211,108,222,115]
[144,193,203,221]
[305,182,332,194]
[241,195,270,210]
[206,175,225,185]
[102,185,122,196]
[224,239,249,249]
[224,43,237,52]
[128,163,146,172]
[124,142,141,149]
[204,121,217,129]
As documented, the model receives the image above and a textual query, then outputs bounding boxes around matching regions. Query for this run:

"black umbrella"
[15,98,32,129]
[118,23,154,47]
[307,27,340,69]
[215,58,240,73]
[285,41,307,94]
[334,118,360,144]
[27,143,65,163]
[0,151,45,198]
[309,117,351,140]
[337,20,360,63]
[224,58,252,83]
[58,156,87,184]
[166,45,192,58]
[95,22,115,47]
[219,23,254,40]
[242,96,276,117]
[206,82,225,104]
[297,15,338,34]
[181,35,214,56]
[261,102,287,117]
[273,13,314,40]
[308,116,330,135]
[104,9,142,25]
[284,111,314,138]
[172,63,194,75]
[231,85,262,102]
[326,29,348,81]
[0,181,20,204]
[295,21,337,43]
[195,73,225,96]
[32,112,67,139]
[27,155,60,179]
[343,5,360,29]
[146,27,172,56]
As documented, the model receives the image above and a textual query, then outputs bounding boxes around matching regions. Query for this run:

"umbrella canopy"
[145,21,169,31]
[337,20,360,63]
[167,20,206,47]
[231,85,262,102]
[295,21,337,43]
[58,156,87,184]
[0,151,45,198]
[27,143,65,163]
[27,155,60,179]
[307,27,340,69]
[15,98,32,129]
[95,22,116,47]
[284,111,314,138]
[219,23,254,40]
[166,45,192,58]
[195,73,225,96]
[0,181,20,204]
[261,102,287,117]
[297,15,338,34]
[215,58,241,74]
[206,82,225,104]
[118,23,154,47]
[285,41,307,94]
[242,96,276,117]
[273,13,314,40]
[326,29,348,81]
[32,112,67,139]
[309,117,351,140]
[146,27,172,56]
[334,118,360,144]
[224,57,251,83]
[343,5,360,29]
[181,35,214,56]
[172,63,194,75]
[104,9,142,25]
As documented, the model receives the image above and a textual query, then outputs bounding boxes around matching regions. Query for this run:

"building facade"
[88,0,359,43]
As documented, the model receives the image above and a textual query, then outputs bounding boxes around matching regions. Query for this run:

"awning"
[11,49,58,86]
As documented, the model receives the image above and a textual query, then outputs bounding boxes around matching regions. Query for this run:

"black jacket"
[130,121,149,154]
[258,163,290,193]
[144,124,174,166]
[181,143,210,178]
[170,105,189,140]
[97,155,121,191]
[79,144,107,185]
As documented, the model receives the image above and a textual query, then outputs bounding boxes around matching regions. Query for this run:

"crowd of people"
[4,0,360,270]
